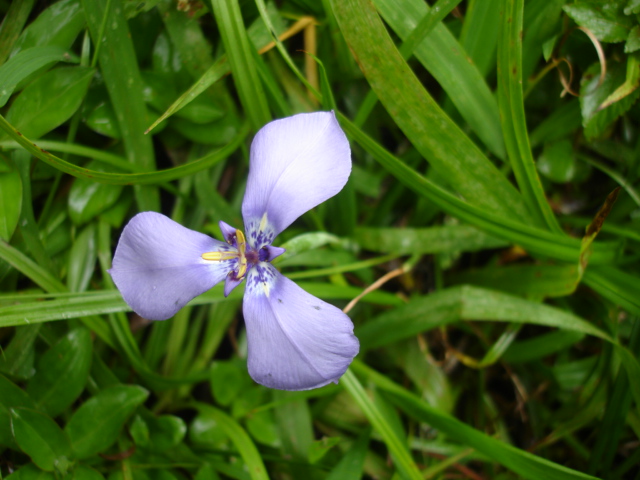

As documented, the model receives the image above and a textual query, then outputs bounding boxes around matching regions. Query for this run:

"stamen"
[201,251,238,261]
[236,229,248,278]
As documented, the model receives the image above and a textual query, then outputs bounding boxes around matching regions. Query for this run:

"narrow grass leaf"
[210,0,271,130]
[0,0,36,65]
[352,361,600,480]
[0,115,249,185]
[497,0,562,232]
[332,0,528,222]
[0,282,402,327]
[82,0,159,211]
[356,284,611,350]
[341,370,423,480]
[339,114,619,264]
[354,225,507,255]
[373,0,505,159]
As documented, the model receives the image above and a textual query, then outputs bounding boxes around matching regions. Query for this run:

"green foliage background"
[1,0,640,478]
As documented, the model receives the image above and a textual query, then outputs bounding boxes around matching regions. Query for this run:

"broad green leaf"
[189,412,229,449]
[332,0,529,222]
[0,161,22,241]
[134,412,187,453]
[69,466,105,480]
[537,141,577,183]
[246,409,280,447]
[11,0,85,56]
[0,374,36,447]
[625,25,640,52]
[0,46,77,107]
[68,163,124,224]
[564,0,633,43]
[210,360,248,406]
[5,463,56,480]
[65,384,148,459]
[0,324,40,380]
[193,404,269,480]
[581,61,635,135]
[26,328,93,417]
[2,66,94,140]
[11,408,71,473]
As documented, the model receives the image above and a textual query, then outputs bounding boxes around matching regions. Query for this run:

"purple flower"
[109,112,359,391]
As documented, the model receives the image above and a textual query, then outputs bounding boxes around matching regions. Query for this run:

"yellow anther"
[235,229,246,255]
[201,229,249,281]
[201,251,238,261]
[235,229,248,278]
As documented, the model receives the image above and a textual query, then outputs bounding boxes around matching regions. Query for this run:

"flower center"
[201,229,249,279]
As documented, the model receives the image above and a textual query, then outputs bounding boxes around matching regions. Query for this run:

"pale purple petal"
[242,111,351,244]
[242,263,359,390]
[218,220,237,244]
[109,212,234,320]
[224,275,243,297]
[264,245,286,261]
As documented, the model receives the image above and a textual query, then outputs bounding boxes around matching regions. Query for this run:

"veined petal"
[242,263,359,390]
[109,212,234,320]
[242,111,351,244]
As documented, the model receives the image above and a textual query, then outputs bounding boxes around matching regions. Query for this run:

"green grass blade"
[332,0,527,222]
[497,0,561,232]
[459,0,500,76]
[373,0,506,160]
[0,0,36,65]
[583,267,640,317]
[0,114,249,185]
[210,0,271,130]
[338,114,619,264]
[352,361,601,480]
[341,370,423,480]
[0,240,66,293]
[82,0,159,211]
[356,285,612,350]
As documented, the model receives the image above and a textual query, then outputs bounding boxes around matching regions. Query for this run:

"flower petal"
[242,263,359,390]
[242,111,351,244]
[109,212,234,320]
